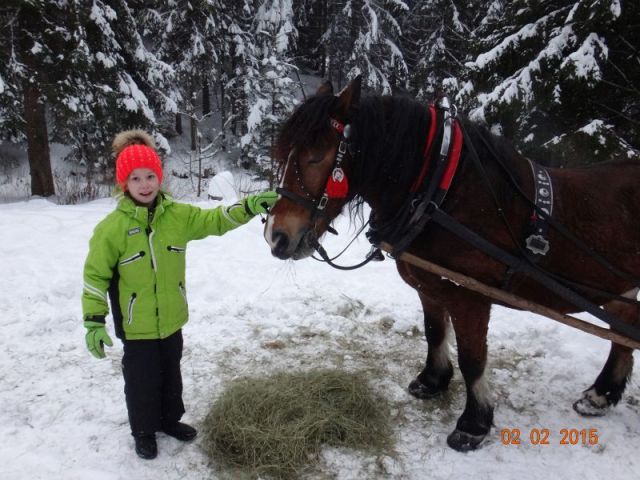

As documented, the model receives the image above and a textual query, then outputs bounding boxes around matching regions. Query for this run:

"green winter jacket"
[82,193,255,340]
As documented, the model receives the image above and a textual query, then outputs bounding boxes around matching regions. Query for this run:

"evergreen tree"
[241,0,298,187]
[0,0,178,196]
[306,0,408,92]
[292,0,328,75]
[465,0,639,166]
[56,1,177,169]
[0,1,62,196]
[403,0,482,100]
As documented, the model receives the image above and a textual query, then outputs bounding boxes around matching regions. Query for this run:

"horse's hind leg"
[408,293,453,399]
[446,294,493,452]
[574,292,638,416]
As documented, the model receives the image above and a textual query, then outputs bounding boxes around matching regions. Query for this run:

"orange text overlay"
[500,428,599,446]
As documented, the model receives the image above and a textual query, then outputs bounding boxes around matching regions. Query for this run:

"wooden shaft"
[380,242,640,350]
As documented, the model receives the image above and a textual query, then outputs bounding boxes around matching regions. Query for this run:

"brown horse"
[264,76,640,451]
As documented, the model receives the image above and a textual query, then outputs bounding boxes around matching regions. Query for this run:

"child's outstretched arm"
[185,191,278,240]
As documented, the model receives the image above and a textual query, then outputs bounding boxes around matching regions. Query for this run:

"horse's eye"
[305,154,325,165]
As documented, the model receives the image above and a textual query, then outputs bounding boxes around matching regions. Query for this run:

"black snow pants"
[121,329,185,436]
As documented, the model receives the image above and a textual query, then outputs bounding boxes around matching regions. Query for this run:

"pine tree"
[0,1,61,196]
[292,0,328,74]
[304,0,408,92]
[241,0,298,187]
[465,0,639,165]
[0,0,178,196]
[403,0,482,100]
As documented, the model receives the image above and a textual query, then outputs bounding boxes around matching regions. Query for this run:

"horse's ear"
[316,80,334,96]
[335,75,361,119]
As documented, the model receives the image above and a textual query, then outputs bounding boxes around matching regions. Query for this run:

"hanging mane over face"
[274,93,340,166]
[267,80,361,260]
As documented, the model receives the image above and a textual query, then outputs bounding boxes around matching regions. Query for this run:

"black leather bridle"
[275,118,353,228]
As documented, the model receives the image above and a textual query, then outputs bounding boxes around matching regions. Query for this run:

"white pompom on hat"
[113,130,163,188]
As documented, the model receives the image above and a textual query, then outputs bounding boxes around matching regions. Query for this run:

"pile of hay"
[201,369,392,479]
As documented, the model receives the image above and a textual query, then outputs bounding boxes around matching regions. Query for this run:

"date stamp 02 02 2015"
[500,428,600,446]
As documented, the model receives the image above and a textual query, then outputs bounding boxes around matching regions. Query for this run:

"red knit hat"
[112,130,163,188]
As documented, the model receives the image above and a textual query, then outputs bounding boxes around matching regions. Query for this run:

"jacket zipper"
[119,251,146,266]
[167,246,186,253]
[146,227,157,271]
[127,293,137,325]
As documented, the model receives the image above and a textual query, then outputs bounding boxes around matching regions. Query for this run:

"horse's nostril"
[271,231,290,259]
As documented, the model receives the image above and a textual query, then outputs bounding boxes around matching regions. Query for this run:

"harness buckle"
[338,141,347,154]
[317,193,329,210]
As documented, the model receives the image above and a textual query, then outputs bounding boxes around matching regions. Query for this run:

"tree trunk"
[175,113,183,135]
[23,81,55,197]
[202,77,211,116]
[219,78,226,150]
[190,115,198,152]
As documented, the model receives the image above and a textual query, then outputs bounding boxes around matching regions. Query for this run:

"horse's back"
[543,161,640,299]
[550,162,640,241]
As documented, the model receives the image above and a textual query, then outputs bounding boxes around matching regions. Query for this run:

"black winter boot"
[161,422,197,442]
[134,433,158,459]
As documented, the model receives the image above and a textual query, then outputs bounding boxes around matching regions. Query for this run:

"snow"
[561,33,607,80]
[1,196,639,479]
[206,171,238,202]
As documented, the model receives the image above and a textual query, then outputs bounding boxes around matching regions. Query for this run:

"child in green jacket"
[82,130,277,460]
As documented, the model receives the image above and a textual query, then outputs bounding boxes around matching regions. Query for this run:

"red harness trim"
[410,104,463,194]
[327,118,349,199]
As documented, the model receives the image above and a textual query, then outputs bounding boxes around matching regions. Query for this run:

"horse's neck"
[354,109,532,224]
[353,96,430,217]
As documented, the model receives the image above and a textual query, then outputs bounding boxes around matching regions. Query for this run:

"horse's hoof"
[408,378,445,399]
[573,390,610,417]
[446,429,486,452]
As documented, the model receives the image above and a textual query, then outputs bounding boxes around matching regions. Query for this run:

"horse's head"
[265,76,362,260]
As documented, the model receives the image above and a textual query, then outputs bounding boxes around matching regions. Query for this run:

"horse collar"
[410,97,463,203]
[367,97,464,254]
[404,98,464,236]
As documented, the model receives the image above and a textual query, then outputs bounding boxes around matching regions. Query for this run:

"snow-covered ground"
[0,197,638,480]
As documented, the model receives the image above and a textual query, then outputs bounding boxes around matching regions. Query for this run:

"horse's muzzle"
[269,228,316,260]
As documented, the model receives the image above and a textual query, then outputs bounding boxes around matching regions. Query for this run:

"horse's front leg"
[408,293,453,398]
[396,262,454,398]
[446,293,493,452]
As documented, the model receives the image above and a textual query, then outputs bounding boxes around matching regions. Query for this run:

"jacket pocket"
[127,293,137,325]
[119,251,146,266]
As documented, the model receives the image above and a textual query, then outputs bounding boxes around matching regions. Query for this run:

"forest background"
[1,0,638,201]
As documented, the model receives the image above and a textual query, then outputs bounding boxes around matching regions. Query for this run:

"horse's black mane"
[275,94,339,160]
[276,92,526,222]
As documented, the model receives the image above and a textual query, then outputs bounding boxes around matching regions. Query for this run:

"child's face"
[126,168,161,206]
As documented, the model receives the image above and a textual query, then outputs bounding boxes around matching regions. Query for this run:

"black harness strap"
[276,187,319,213]
[469,130,640,290]
[430,207,640,342]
